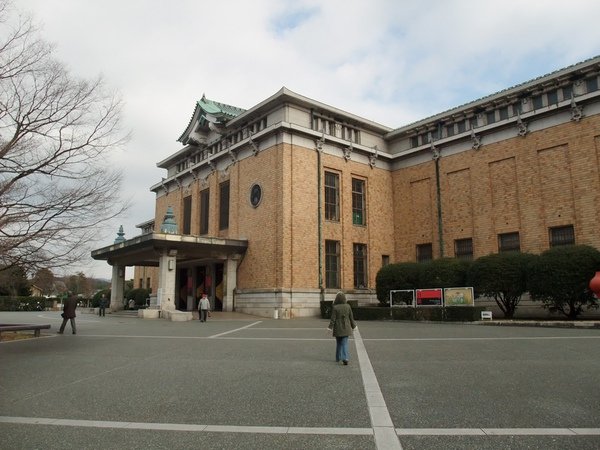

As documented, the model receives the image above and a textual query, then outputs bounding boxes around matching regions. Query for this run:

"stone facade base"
[138,308,161,319]
[233,289,377,319]
[162,310,194,321]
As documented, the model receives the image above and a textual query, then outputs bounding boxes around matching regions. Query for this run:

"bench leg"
[34,329,40,337]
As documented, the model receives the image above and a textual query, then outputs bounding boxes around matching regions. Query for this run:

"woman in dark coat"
[328,291,356,365]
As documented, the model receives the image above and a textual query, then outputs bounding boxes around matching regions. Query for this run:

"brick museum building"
[92,56,600,318]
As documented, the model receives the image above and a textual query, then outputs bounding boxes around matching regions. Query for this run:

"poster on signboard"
[416,288,443,306]
[443,287,474,306]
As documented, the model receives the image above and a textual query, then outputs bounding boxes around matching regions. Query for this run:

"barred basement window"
[498,232,520,252]
[416,243,432,263]
[454,238,473,260]
[325,240,341,289]
[549,225,575,247]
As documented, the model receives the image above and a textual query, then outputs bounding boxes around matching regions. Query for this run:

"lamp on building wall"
[168,260,174,271]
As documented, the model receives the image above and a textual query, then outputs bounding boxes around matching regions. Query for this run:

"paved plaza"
[1,310,599,449]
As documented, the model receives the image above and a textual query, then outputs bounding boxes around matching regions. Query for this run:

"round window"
[250,183,262,207]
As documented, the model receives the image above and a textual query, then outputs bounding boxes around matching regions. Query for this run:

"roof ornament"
[516,112,528,137]
[160,206,178,234]
[160,177,169,196]
[570,93,583,122]
[431,143,440,161]
[343,142,353,162]
[315,130,325,152]
[114,225,126,244]
[369,145,378,169]
[248,130,260,156]
[470,129,482,150]
[208,159,217,173]
[228,147,238,163]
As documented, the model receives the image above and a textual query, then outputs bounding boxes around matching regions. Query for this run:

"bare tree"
[0,1,129,273]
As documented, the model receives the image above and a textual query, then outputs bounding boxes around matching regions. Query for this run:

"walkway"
[1,311,599,449]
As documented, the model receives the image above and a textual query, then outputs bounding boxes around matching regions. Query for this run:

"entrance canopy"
[91,233,248,267]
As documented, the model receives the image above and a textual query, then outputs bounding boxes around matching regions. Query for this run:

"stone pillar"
[157,249,177,312]
[110,265,125,311]
[223,257,238,312]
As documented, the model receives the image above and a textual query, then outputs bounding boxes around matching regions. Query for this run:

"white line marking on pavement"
[367,336,600,341]
[1,416,598,437]
[209,321,262,338]
[353,327,403,450]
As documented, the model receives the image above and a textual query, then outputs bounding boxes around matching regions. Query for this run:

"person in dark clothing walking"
[58,294,78,334]
[327,291,356,365]
[99,294,108,317]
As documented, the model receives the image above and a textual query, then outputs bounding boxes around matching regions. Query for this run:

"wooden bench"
[0,324,51,338]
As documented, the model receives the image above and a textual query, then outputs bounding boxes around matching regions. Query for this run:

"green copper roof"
[197,94,245,118]
[177,94,246,143]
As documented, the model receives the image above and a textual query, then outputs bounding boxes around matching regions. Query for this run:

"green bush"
[375,262,421,305]
[419,257,470,288]
[467,252,537,318]
[0,296,50,311]
[527,245,600,319]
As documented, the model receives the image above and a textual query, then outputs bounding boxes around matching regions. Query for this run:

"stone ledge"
[138,309,161,319]
[162,310,193,322]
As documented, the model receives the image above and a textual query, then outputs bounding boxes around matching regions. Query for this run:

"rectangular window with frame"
[498,232,520,252]
[352,178,366,226]
[549,225,575,247]
[200,188,209,235]
[353,243,368,289]
[146,277,151,290]
[499,106,509,120]
[532,94,544,109]
[325,240,341,289]
[547,89,558,105]
[182,195,192,235]
[324,171,340,221]
[586,77,598,93]
[416,243,433,263]
[454,238,473,260]
[486,110,496,125]
[219,181,230,231]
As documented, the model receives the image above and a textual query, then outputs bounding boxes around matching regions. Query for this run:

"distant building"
[92,56,600,318]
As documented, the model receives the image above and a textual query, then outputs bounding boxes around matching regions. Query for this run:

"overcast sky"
[16,0,600,280]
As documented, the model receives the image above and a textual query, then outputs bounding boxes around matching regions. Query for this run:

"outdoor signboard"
[443,287,474,306]
[415,288,443,306]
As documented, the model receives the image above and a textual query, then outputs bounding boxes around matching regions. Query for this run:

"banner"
[443,287,474,306]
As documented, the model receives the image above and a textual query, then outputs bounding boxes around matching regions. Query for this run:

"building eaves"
[228,87,393,134]
[385,55,600,140]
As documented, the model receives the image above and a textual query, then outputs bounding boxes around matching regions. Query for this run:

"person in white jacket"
[198,293,211,322]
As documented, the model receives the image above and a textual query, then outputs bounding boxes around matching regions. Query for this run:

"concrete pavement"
[1,311,599,449]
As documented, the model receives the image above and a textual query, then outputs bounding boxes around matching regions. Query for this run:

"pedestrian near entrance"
[328,291,356,365]
[58,294,78,334]
[198,293,211,322]
[99,294,108,317]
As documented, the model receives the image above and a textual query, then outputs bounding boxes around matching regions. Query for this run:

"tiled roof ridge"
[396,55,600,131]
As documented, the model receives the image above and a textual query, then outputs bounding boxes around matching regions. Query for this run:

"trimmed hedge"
[320,301,485,321]
[0,296,54,311]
